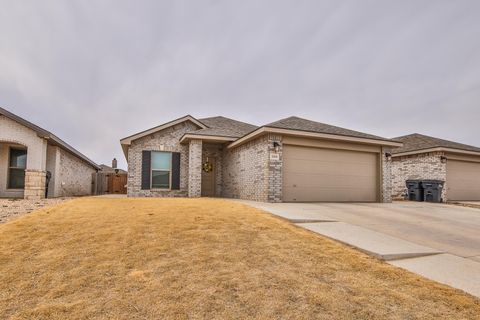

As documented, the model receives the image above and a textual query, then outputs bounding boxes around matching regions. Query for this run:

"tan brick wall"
[381,148,392,203]
[267,134,283,202]
[127,122,197,197]
[222,135,269,201]
[57,148,96,196]
[391,152,447,201]
[188,139,202,197]
[46,145,61,198]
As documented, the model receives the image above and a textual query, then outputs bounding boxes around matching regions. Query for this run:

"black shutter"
[171,152,181,190]
[141,150,151,190]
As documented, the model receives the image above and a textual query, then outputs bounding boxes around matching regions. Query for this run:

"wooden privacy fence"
[92,172,127,195]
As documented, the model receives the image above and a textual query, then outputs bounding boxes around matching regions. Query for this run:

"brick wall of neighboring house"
[0,115,47,199]
[267,134,283,202]
[46,145,61,198]
[391,152,447,201]
[222,135,269,201]
[202,143,224,197]
[381,147,392,203]
[57,147,96,196]
[127,122,197,197]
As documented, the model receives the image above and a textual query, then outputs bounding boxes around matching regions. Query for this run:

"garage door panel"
[447,160,480,201]
[284,161,372,177]
[283,186,376,202]
[284,173,376,188]
[283,145,378,202]
[284,159,375,175]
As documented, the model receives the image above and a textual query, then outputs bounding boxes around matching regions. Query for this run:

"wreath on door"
[202,158,213,173]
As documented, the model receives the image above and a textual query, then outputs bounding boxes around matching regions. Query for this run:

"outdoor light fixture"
[385,152,392,160]
[273,141,280,152]
[440,156,447,163]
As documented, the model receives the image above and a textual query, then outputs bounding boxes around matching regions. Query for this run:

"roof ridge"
[199,116,257,127]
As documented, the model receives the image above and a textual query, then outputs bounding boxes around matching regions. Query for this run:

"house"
[391,133,480,201]
[0,107,100,199]
[99,158,127,174]
[120,115,401,202]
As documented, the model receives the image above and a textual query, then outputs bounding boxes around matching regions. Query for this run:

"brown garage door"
[283,145,379,202]
[447,160,480,201]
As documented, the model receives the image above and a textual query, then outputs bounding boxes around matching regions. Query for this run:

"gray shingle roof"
[392,133,480,154]
[188,116,258,138]
[265,116,395,142]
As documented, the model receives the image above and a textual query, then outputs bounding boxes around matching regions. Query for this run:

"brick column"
[267,134,283,203]
[188,139,202,197]
[24,169,46,200]
[381,147,392,203]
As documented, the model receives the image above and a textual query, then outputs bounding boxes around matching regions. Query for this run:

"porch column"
[24,170,47,200]
[188,139,202,197]
[24,140,48,200]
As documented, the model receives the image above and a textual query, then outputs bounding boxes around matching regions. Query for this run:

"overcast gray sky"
[1,1,479,169]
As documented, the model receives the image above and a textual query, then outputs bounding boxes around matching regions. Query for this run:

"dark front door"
[201,157,216,197]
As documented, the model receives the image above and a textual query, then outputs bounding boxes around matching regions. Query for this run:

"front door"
[201,157,216,197]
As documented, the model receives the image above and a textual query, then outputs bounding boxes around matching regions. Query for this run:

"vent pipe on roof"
[112,158,117,169]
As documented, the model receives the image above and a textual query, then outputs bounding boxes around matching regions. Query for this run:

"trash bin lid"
[421,180,444,184]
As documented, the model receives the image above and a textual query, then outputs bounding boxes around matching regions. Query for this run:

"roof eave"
[47,135,101,170]
[120,115,207,146]
[392,147,480,158]
[179,134,237,144]
[227,127,402,149]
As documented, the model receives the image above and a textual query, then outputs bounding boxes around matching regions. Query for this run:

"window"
[151,151,172,189]
[8,148,27,189]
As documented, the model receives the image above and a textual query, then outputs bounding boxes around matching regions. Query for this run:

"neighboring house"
[391,133,480,201]
[120,115,401,203]
[96,159,128,195]
[0,107,100,199]
[99,158,127,174]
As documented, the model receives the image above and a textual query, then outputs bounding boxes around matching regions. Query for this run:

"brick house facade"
[0,107,100,199]
[391,152,447,200]
[391,133,480,202]
[121,115,401,203]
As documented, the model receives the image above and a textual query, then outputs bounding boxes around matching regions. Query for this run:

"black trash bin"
[45,171,52,198]
[406,180,424,201]
[422,180,444,203]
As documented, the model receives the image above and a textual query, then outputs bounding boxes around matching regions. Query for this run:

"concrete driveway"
[245,201,480,262]
[238,200,480,297]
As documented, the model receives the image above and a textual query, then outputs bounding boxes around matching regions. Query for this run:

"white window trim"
[150,151,172,190]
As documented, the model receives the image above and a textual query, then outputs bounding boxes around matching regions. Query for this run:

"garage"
[447,160,480,201]
[283,145,379,202]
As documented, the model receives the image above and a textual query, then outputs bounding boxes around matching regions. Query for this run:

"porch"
[0,141,47,200]
[187,140,225,198]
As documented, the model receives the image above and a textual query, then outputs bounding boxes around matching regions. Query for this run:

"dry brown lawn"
[0,198,479,320]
